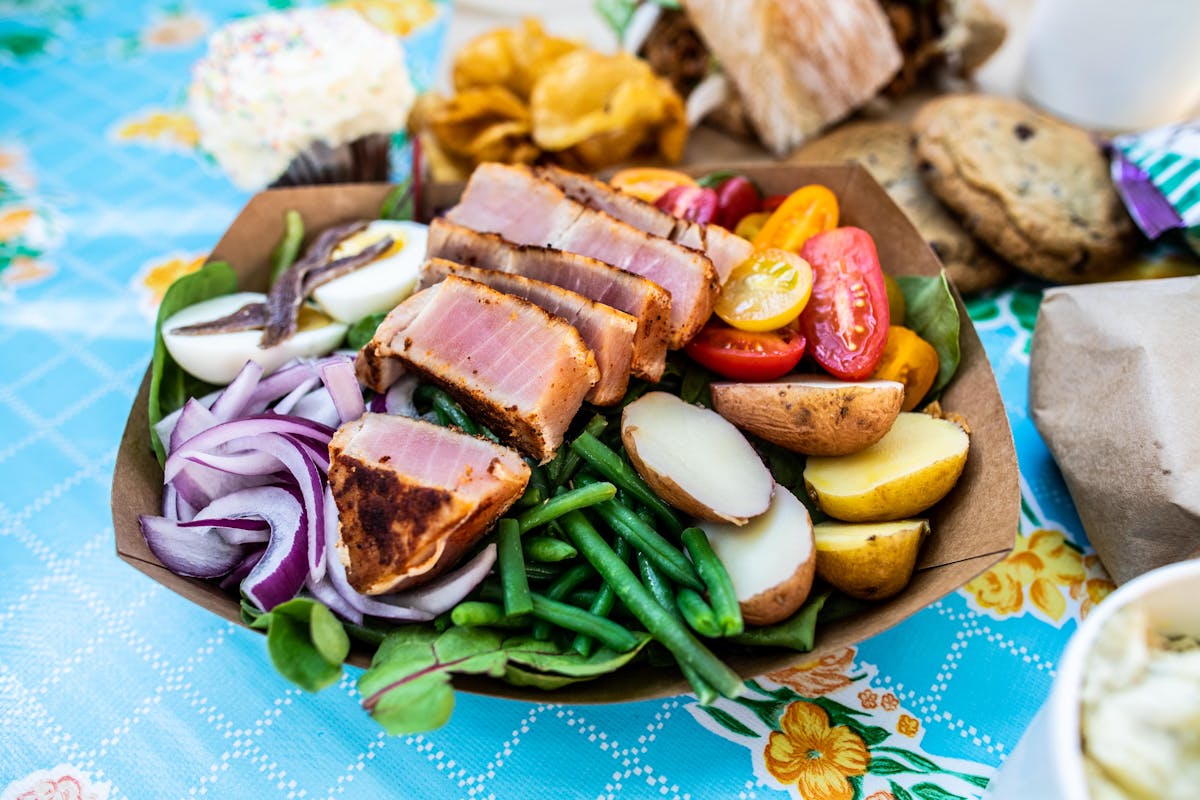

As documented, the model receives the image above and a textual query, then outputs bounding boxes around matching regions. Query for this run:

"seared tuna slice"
[446,163,718,347]
[535,164,753,284]
[356,276,598,462]
[426,219,670,381]
[329,413,529,594]
[419,258,636,406]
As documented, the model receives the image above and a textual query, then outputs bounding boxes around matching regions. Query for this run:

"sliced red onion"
[155,390,219,452]
[164,415,333,483]
[306,575,363,626]
[384,374,419,418]
[210,360,264,421]
[139,513,249,578]
[273,376,320,416]
[235,485,311,612]
[220,549,264,592]
[169,398,219,453]
[319,358,365,424]
[246,359,320,412]
[386,544,497,616]
[290,386,341,428]
[368,392,387,413]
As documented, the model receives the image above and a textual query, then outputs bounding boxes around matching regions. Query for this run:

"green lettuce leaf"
[148,260,237,463]
[895,272,961,395]
[249,597,350,693]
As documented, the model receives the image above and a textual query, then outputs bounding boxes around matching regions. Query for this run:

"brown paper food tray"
[112,164,1018,704]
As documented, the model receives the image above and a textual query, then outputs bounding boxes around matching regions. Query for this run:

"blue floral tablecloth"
[0,3,1112,798]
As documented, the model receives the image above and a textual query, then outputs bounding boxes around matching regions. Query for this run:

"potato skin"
[738,556,815,626]
[712,378,904,456]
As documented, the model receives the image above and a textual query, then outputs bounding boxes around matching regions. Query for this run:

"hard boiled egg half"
[310,220,428,323]
[162,292,347,385]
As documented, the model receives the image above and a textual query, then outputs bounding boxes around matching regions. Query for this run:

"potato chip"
[530,50,688,169]
[427,86,537,166]
[452,18,578,100]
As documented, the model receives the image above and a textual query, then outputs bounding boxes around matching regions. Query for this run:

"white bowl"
[987,558,1200,799]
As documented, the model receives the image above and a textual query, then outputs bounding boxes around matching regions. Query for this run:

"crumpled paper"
[1030,276,1200,584]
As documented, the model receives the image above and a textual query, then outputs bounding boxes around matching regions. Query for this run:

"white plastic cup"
[1021,0,1200,130]
[986,558,1200,799]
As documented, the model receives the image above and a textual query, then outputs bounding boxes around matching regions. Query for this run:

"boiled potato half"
[622,392,773,524]
[803,412,969,522]
[711,376,904,456]
[813,519,930,600]
[699,486,815,626]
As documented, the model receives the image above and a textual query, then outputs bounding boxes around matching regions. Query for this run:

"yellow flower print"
[858,689,878,709]
[865,794,896,800]
[0,207,33,241]
[330,0,437,37]
[114,110,199,151]
[965,528,1109,621]
[897,714,919,738]
[764,701,870,800]
[142,11,208,48]
[880,693,898,712]
[766,648,856,697]
[1,256,53,288]
[965,561,1023,614]
[140,254,205,307]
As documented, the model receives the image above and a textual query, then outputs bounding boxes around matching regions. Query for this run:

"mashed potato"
[1081,605,1200,799]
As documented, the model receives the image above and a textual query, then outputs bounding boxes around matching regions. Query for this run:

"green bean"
[681,527,743,636]
[496,519,532,617]
[569,432,682,534]
[525,457,550,500]
[529,592,639,652]
[268,209,304,287]
[560,511,744,699]
[415,385,479,435]
[523,561,569,583]
[515,482,616,533]
[550,414,608,485]
[523,535,577,563]
[572,479,700,590]
[636,555,718,702]
[637,552,680,617]
[572,536,630,656]
[379,181,414,221]
[676,588,722,638]
[515,485,544,509]
[533,563,594,640]
[450,601,526,628]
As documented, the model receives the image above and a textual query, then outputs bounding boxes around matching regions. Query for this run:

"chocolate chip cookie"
[794,119,1011,293]
[912,94,1136,283]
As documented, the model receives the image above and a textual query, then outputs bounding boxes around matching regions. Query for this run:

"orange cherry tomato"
[609,168,698,204]
[734,211,772,241]
[752,184,839,254]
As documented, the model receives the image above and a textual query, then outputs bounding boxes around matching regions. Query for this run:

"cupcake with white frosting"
[188,7,416,189]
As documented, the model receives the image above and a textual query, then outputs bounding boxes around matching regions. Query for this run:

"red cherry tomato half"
[798,227,890,381]
[714,176,762,230]
[762,194,789,212]
[684,321,807,381]
[654,185,719,224]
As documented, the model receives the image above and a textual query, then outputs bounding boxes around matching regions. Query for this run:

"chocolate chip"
[1014,123,1035,141]
[1069,249,1092,274]
[918,159,934,173]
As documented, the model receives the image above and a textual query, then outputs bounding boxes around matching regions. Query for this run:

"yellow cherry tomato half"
[733,211,772,241]
[751,184,839,253]
[714,248,814,332]
[609,168,698,204]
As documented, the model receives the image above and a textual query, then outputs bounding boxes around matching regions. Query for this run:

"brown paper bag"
[1029,276,1200,584]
